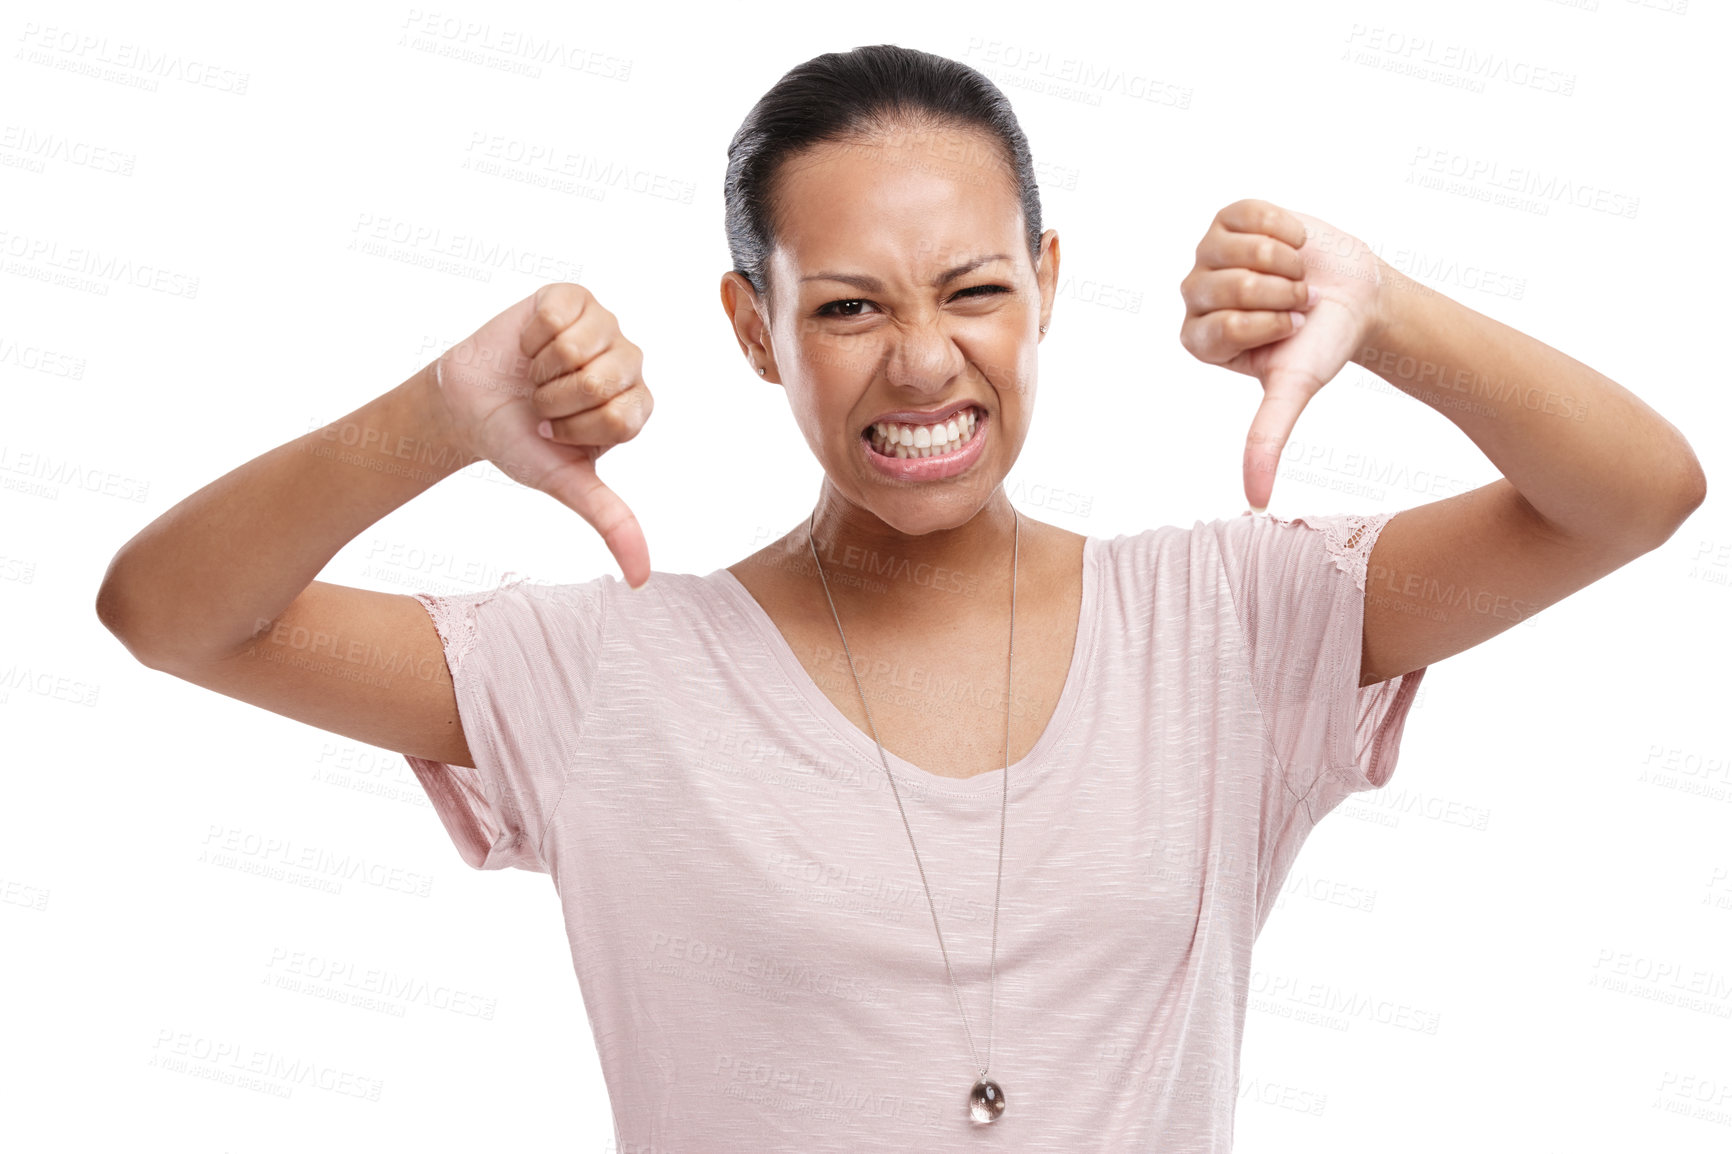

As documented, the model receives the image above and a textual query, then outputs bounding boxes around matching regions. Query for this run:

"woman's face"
[724,123,1059,536]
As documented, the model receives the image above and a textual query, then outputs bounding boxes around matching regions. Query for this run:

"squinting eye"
[816,299,874,318]
[814,285,1009,318]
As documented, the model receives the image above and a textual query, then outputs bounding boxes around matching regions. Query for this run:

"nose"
[883,314,966,397]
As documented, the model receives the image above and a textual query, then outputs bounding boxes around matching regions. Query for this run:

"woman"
[97,43,1704,1151]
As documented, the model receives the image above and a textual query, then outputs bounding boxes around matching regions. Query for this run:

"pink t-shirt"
[403,510,1427,1152]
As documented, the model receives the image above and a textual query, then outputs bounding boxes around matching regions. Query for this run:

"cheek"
[794,327,875,384]
[973,332,1038,404]
[787,341,872,440]
[782,386,844,455]
[1016,344,1040,395]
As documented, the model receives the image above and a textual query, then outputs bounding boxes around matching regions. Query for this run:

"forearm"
[1355,268,1706,546]
[96,363,477,665]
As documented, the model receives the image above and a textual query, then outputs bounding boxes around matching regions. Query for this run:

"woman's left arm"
[1179,199,1707,688]
[1351,253,1706,685]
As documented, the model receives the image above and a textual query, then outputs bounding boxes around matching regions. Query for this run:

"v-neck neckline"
[710,535,1102,799]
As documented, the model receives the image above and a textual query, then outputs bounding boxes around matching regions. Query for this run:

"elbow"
[95,553,170,672]
[1666,444,1707,530]
[1679,455,1708,519]
[95,567,146,666]
[94,554,130,644]
[1638,445,1707,552]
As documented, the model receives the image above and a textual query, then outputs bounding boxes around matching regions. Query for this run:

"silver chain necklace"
[805,505,1018,1125]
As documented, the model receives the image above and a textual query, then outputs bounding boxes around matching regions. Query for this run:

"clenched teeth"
[868,407,980,459]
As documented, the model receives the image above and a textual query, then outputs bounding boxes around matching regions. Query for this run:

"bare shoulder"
[1033,519,1087,555]
[1019,517,1087,583]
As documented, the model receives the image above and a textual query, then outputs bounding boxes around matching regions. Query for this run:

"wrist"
[400,361,482,478]
[1365,255,1409,350]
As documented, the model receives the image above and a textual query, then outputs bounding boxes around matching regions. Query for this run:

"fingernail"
[1289,311,1306,329]
[1249,505,1266,515]
[1307,285,1320,306]
[537,419,553,438]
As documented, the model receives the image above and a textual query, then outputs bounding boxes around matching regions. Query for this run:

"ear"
[1035,229,1060,338]
[719,271,779,384]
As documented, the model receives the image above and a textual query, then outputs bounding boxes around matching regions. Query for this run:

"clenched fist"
[1179,199,1388,512]
[425,283,653,587]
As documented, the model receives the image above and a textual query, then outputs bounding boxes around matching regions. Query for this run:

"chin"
[849,482,999,536]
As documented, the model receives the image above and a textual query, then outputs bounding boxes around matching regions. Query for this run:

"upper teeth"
[869,408,979,458]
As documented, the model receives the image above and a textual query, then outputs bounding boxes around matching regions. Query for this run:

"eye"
[813,284,1010,319]
[816,298,877,318]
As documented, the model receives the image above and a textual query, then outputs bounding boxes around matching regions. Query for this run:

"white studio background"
[3,0,1727,1150]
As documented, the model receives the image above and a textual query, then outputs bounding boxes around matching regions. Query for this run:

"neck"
[804,479,1020,614]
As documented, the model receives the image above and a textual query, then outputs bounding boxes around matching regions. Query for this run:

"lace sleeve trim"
[411,573,529,681]
[1281,511,1395,594]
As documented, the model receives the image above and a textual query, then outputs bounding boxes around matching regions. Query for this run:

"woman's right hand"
[427,283,653,588]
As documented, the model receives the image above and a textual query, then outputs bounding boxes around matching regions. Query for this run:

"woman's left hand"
[1179,198,1388,511]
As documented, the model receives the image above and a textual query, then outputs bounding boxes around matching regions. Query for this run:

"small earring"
[1039,325,1048,333]
[757,366,766,376]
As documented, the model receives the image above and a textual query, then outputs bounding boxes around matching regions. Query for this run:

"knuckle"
[534,283,590,328]
[532,297,564,330]
[1238,271,1261,298]
[603,397,636,440]
[1255,238,1275,268]
[554,282,589,312]
[554,326,588,363]
[615,341,642,378]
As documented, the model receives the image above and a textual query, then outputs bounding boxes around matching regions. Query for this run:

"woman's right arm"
[94,283,651,769]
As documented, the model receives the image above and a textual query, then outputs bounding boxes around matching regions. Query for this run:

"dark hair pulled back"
[724,43,1043,301]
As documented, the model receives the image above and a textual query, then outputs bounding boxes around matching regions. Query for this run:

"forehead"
[769,126,1023,280]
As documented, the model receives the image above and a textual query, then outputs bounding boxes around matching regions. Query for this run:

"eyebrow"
[801,253,1013,292]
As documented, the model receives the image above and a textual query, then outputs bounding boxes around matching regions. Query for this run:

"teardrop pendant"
[969,1077,1006,1123]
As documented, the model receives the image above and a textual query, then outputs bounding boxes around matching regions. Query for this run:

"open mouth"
[862,405,985,459]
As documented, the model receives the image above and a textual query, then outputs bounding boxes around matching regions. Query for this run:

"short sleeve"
[1209,510,1428,819]
[402,575,607,874]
